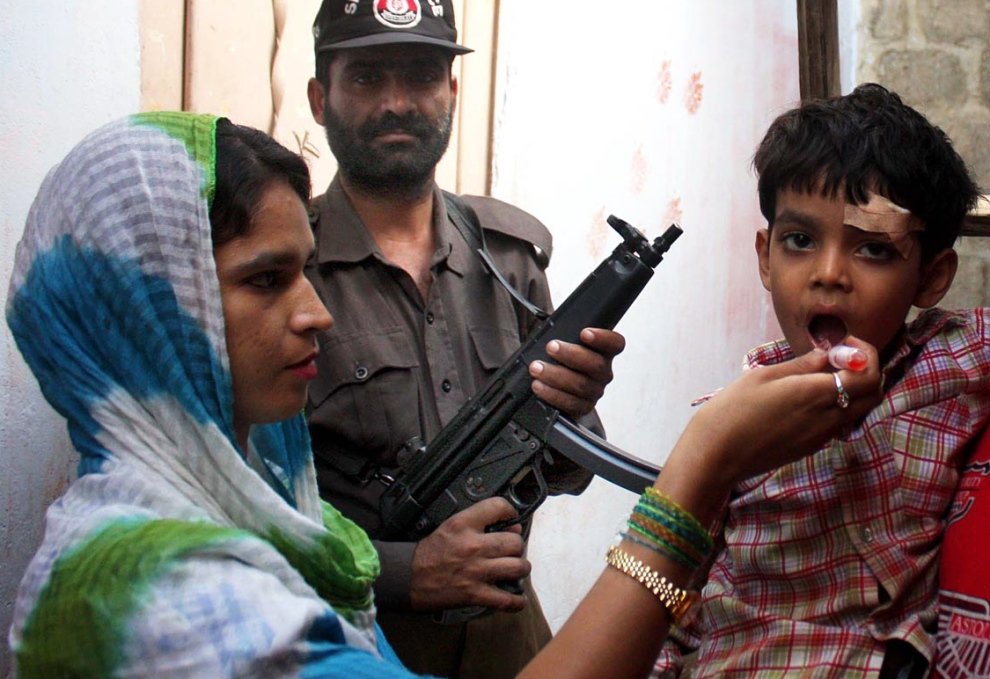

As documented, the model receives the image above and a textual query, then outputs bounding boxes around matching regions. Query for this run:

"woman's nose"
[295,280,333,333]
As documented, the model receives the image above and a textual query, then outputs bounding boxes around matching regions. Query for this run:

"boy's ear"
[913,248,958,308]
[755,228,772,291]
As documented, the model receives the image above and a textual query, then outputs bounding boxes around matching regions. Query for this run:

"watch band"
[605,545,700,626]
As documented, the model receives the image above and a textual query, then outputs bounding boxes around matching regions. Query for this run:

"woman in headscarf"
[6,112,880,678]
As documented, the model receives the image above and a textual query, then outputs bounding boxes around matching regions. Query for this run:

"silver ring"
[833,372,850,409]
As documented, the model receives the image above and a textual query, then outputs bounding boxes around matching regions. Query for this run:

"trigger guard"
[508,462,549,525]
[485,463,550,533]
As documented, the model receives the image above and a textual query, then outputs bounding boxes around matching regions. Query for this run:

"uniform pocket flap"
[310,327,419,406]
[468,324,520,371]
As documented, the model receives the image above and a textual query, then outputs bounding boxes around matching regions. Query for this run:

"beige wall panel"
[451,0,497,195]
[270,0,336,194]
[185,0,276,132]
[140,0,185,111]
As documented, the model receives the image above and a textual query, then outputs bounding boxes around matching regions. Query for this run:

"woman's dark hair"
[210,119,311,247]
[753,83,980,258]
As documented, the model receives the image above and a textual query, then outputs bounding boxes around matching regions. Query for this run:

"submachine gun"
[379,216,682,542]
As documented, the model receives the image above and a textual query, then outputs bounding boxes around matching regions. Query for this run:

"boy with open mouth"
[653,84,990,678]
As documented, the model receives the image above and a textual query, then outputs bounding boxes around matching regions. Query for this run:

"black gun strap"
[442,192,547,320]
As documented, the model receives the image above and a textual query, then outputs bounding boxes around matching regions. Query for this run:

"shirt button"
[354,365,369,381]
[441,379,452,393]
[859,525,874,543]
[426,311,435,324]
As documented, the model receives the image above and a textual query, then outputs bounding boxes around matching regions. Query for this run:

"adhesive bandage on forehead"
[843,192,924,259]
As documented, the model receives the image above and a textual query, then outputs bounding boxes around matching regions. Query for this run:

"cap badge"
[375,0,422,29]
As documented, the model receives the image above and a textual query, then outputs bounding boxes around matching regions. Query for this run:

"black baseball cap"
[313,0,473,55]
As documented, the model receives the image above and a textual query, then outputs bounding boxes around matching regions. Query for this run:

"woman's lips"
[288,353,319,380]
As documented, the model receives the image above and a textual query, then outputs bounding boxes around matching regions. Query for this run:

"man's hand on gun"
[529,328,627,418]
[409,497,530,612]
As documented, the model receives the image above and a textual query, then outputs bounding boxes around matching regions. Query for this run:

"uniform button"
[441,379,452,393]
[859,525,874,543]
[354,365,369,380]
[426,311,435,324]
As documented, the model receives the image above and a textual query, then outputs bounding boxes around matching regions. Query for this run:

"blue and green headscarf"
[5,113,411,678]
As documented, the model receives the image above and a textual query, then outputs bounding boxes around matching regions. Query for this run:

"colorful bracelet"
[627,514,706,570]
[620,530,699,571]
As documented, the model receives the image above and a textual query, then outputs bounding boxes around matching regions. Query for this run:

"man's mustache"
[358,112,435,142]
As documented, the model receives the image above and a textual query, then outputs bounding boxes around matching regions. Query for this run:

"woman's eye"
[858,241,896,261]
[780,232,814,251]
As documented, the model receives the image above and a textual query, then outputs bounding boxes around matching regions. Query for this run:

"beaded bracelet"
[633,502,712,556]
[640,487,714,552]
[628,513,706,569]
[621,530,699,571]
[622,487,714,572]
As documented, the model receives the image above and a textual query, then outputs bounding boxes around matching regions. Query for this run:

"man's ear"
[755,228,772,292]
[307,78,327,126]
[450,74,459,114]
[914,248,958,308]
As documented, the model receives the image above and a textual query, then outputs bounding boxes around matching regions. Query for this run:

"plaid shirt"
[653,307,990,677]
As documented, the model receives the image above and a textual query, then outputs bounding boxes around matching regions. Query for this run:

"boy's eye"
[857,241,897,261]
[779,232,815,251]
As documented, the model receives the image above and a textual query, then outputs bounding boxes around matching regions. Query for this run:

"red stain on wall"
[657,60,672,104]
[630,146,647,194]
[587,207,609,259]
[662,197,683,227]
[684,72,704,114]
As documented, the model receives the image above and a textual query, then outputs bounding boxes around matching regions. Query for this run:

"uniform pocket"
[468,324,520,372]
[308,327,420,461]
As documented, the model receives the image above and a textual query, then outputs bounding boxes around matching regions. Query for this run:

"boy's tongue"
[809,314,848,350]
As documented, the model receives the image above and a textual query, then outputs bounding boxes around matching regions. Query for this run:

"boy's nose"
[811,248,851,290]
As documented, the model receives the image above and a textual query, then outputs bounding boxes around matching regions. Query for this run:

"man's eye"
[780,232,814,251]
[353,72,381,85]
[248,271,281,289]
[858,241,896,261]
[408,69,440,84]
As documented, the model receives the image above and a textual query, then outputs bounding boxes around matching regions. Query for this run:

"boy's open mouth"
[808,314,848,350]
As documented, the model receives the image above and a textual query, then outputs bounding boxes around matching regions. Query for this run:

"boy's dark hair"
[753,83,980,258]
[210,119,311,248]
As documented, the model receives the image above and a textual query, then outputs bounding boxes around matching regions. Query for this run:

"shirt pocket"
[308,327,420,461]
[468,323,521,373]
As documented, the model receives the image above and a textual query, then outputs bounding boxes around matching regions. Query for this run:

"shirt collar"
[314,176,470,277]
[744,308,971,378]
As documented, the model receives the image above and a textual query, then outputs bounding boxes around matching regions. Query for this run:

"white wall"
[491,0,800,630]
[0,2,141,675]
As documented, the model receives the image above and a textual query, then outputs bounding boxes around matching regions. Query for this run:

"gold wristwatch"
[606,546,701,626]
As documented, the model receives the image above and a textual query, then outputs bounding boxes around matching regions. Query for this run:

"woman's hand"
[660,337,882,525]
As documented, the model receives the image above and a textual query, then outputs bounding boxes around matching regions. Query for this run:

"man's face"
[315,44,455,195]
[755,188,952,360]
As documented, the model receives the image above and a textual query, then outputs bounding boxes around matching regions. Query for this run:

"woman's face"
[213,180,332,448]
